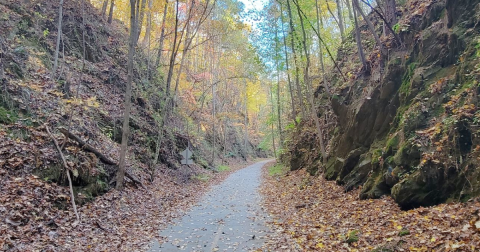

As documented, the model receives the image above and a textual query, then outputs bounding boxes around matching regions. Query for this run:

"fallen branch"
[46,125,80,222]
[58,127,146,189]
[124,171,146,189]
[58,127,117,165]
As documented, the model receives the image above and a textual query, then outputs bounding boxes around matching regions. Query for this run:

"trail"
[148,160,273,252]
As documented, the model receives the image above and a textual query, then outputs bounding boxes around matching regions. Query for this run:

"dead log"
[58,127,117,165]
[58,127,146,190]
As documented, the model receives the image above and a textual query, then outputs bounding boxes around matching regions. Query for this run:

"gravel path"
[148,160,273,252]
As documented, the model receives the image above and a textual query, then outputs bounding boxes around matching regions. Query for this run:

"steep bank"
[0,0,266,249]
[286,0,480,209]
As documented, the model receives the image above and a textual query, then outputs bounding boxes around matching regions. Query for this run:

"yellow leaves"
[85,96,100,108]
[315,242,324,248]
[48,90,65,97]
[409,246,428,252]
[246,80,267,113]
[63,96,100,110]
[396,225,403,230]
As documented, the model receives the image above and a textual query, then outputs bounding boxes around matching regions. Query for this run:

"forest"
[1,0,480,250]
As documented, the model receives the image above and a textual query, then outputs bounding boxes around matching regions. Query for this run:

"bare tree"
[116,0,139,190]
[52,0,64,78]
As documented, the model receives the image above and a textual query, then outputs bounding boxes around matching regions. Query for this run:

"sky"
[237,0,269,29]
[238,0,268,12]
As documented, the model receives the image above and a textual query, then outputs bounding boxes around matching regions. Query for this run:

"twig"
[45,125,80,222]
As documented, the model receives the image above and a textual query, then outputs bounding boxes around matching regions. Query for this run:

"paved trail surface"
[148,160,273,252]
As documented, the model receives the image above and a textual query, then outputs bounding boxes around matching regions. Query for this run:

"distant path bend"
[148,160,273,252]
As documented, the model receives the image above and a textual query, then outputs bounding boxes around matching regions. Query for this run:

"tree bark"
[116,0,138,190]
[107,0,114,24]
[52,0,64,78]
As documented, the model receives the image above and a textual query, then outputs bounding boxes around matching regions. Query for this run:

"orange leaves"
[428,77,447,94]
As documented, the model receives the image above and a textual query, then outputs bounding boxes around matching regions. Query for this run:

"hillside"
[0,0,269,250]
[283,0,480,209]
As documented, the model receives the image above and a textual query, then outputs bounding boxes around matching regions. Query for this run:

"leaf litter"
[260,162,480,251]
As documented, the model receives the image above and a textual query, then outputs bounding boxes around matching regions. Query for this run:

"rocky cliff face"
[289,0,480,209]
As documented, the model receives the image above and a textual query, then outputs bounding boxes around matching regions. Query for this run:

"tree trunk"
[344,0,354,21]
[293,0,327,161]
[211,78,216,164]
[165,0,180,97]
[174,1,195,98]
[134,0,147,44]
[244,78,248,156]
[286,0,306,119]
[353,0,367,70]
[361,0,402,45]
[155,1,168,68]
[101,0,108,18]
[384,0,396,36]
[274,29,283,148]
[335,0,346,41]
[107,0,114,24]
[315,0,330,96]
[116,0,138,190]
[141,0,153,47]
[270,83,277,158]
[354,0,385,55]
[326,1,342,40]
[52,0,64,78]
[279,2,297,123]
